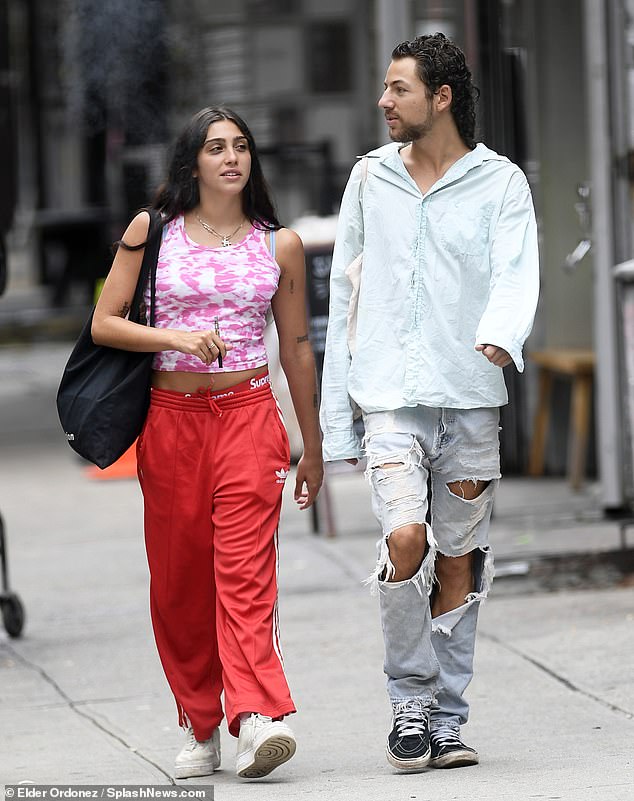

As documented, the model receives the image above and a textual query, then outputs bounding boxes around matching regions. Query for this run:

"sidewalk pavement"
[0,342,633,800]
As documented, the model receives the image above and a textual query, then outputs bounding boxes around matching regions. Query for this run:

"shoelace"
[393,701,429,738]
[432,728,463,748]
[183,726,215,752]
[241,713,273,731]
[184,727,198,752]
[251,713,272,727]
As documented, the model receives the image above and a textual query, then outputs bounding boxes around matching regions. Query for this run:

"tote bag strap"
[129,208,163,327]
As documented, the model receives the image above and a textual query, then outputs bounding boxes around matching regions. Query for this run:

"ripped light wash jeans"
[363,405,500,730]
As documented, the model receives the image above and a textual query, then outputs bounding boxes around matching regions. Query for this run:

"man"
[320,33,539,772]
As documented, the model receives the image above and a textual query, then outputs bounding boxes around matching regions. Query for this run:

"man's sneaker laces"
[430,726,479,769]
[386,699,431,771]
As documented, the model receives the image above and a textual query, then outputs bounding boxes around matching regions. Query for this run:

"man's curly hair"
[392,33,479,149]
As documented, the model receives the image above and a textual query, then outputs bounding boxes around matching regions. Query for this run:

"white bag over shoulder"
[345,252,363,354]
[345,156,368,355]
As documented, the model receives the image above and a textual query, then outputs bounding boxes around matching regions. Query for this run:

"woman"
[92,107,323,781]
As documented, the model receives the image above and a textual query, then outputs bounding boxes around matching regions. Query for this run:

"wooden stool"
[528,349,595,490]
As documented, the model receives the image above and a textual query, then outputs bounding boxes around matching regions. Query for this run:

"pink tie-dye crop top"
[145,214,280,373]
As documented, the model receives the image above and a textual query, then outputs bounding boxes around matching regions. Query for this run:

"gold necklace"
[196,213,244,247]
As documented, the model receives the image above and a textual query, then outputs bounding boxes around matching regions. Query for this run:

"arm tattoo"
[289,278,295,294]
[117,302,130,318]
[296,334,309,344]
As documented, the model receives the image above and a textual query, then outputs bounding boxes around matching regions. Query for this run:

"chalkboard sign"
[305,245,333,381]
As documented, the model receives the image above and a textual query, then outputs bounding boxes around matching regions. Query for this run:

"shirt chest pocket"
[438,207,491,258]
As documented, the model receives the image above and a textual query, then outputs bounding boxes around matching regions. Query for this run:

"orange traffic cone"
[84,441,138,481]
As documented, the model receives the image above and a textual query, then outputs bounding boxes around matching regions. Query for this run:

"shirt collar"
[360,142,509,198]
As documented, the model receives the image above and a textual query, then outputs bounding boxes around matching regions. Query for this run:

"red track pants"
[137,374,295,739]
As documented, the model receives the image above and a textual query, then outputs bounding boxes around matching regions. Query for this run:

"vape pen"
[214,317,223,368]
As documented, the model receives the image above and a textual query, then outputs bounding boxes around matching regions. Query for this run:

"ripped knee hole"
[447,479,490,500]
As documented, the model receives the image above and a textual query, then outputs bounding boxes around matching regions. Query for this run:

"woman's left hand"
[294,453,324,510]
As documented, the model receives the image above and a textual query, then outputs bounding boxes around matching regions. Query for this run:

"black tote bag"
[56,209,163,469]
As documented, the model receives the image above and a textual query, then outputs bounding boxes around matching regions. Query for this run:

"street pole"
[583,0,625,509]
[375,0,411,142]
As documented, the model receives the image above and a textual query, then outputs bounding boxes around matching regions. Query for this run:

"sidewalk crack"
[480,630,634,720]
[3,643,175,783]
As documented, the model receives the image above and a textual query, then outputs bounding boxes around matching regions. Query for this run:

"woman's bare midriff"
[152,366,268,393]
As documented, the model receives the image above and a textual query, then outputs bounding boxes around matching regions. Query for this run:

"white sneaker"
[236,713,296,779]
[174,726,221,779]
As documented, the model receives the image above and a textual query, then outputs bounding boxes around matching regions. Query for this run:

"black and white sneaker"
[430,726,479,769]
[386,699,431,771]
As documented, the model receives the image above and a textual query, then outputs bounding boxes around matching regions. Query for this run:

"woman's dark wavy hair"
[153,105,280,229]
[392,33,479,150]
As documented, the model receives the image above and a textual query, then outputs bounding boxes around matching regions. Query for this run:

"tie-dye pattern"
[145,215,280,373]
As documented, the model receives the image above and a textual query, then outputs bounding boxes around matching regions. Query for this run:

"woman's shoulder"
[273,227,304,256]
[121,210,152,248]
[125,210,182,241]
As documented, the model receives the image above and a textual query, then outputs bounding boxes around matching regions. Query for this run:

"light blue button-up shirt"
[319,142,540,462]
